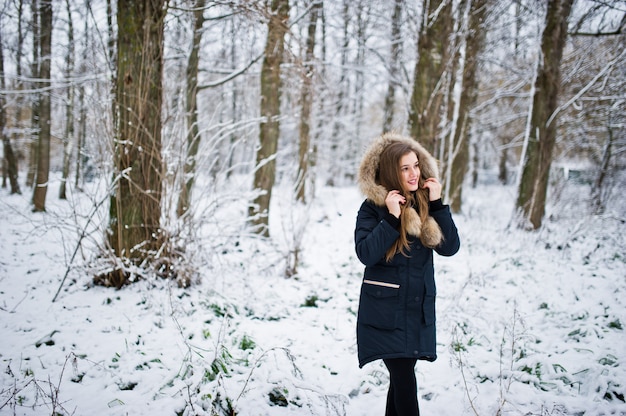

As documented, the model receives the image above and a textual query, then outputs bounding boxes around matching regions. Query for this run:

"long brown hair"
[377,142,430,261]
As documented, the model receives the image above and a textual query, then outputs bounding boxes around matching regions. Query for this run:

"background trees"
[0,0,624,281]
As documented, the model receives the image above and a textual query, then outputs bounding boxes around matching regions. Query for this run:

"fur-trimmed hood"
[357,132,443,246]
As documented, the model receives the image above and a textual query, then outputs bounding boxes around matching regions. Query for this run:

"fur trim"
[357,132,443,246]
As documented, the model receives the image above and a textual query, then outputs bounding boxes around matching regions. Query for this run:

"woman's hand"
[385,190,406,218]
[422,178,442,201]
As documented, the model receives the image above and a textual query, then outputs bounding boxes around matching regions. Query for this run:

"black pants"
[383,358,420,416]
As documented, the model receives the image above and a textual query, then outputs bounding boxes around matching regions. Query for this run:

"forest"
[1,0,625,415]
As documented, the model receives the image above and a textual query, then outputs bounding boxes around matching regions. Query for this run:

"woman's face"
[399,152,420,192]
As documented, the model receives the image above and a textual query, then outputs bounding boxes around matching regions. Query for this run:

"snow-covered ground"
[1,175,625,416]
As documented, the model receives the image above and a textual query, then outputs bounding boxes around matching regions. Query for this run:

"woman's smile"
[400,152,420,192]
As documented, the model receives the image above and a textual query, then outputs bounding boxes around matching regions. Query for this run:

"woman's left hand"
[422,178,442,201]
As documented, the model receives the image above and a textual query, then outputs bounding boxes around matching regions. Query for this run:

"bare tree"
[515,0,575,229]
[296,1,321,203]
[249,0,290,236]
[74,1,90,190]
[177,0,206,218]
[31,0,52,212]
[382,0,403,133]
[447,0,489,213]
[1,28,21,194]
[326,0,349,186]
[105,0,166,286]
[59,0,75,200]
[26,0,39,188]
[408,0,453,155]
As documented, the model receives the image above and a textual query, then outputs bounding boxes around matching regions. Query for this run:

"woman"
[354,133,460,415]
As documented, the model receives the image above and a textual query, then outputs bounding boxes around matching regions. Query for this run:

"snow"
[1,177,625,416]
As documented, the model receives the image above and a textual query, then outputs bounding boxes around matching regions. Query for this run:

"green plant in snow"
[202,328,211,339]
[239,334,256,351]
[203,347,233,382]
[607,319,622,330]
[268,387,289,407]
[302,294,318,307]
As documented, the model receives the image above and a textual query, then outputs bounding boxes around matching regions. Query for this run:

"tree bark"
[327,0,349,186]
[352,0,369,154]
[107,0,165,277]
[408,0,453,155]
[75,0,91,190]
[382,0,403,133]
[249,0,290,236]
[448,0,488,213]
[32,0,52,212]
[296,2,320,203]
[515,0,574,229]
[591,103,618,214]
[26,0,39,189]
[177,0,206,218]
[0,30,21,194]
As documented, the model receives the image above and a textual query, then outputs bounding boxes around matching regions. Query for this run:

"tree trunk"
[59,0,75,200]
[498,147,508,184]
[0,30,21,194]
[226,18,238,178]
[249,0,290,236]
[107,0,165,280]
[177,0,206,218]
[382,0,403,133]
[408,0,453,155]
[7,0,25,195]
[448,0,488,213]
[32,0,52,212]
[591,104,617,214]
[296,2,320,203]
[515,0,574,229]
[75,5,89,190]
[352,0,369,155]
[26,0,39,189]
[327,0,349,186]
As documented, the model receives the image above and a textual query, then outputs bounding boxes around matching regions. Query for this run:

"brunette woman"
[354,133,460,415]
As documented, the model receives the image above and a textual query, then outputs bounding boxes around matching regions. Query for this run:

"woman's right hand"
[385,190,405,218]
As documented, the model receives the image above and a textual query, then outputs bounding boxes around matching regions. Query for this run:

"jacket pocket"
[359,280,400,330]
[422,284,436,326]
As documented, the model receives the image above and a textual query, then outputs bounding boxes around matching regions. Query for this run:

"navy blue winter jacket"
[354,198,460,367]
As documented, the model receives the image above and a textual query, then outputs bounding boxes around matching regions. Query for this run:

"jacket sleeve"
[354,201,400,266]
[429,200,460,257]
